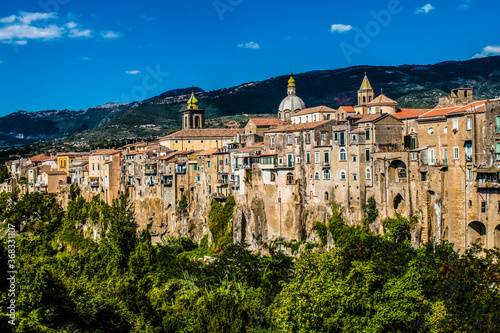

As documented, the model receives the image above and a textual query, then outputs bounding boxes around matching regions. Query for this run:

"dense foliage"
[1,193,500,332]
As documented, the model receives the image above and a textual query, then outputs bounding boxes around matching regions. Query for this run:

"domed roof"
[279,95,306,112]
[278,74,305,113]
[187,91,199,110]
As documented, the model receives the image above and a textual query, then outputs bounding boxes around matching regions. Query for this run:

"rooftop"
[249,118,284,126]
[161,128,244,139]
[293,105,336,116]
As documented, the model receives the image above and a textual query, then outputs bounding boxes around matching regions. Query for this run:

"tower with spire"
[181,91,205,130]
[278,73,306,122]
[355,73,375,114]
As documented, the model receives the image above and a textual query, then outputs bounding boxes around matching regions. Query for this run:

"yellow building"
[56,152,88,175]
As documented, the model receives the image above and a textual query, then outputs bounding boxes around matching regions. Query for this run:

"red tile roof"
[394,109,429,119]
[90,149,121,156]
[339,106,356,113]
[249,118,284,126]
[419,100,492,119]
[29,154,51,162]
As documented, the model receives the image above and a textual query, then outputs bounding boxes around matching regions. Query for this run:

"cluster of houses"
[3,74,500,251]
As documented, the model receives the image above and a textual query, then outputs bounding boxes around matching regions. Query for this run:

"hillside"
[1,56,500,147]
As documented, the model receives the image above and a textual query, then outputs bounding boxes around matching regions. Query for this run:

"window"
[270,136,275,149]
[306,116,309,122]
[296,137,300,145]
[453,147,459,160]
[498,201,500,214]
[194,164,198,171]
[225,158,228,165]
[366,167,371,180]
[481,201,486,213]
[339,148,347,161]
[467,168,472,180]
[444,126,448,134]
[321,132,327,141]
[340,171,346,180]
[314,172,320,180]
[353,174,358,181]
[429,149,435,165]
[428,127,434,135]
[497,116,500,132]
[296,156,300,164]
[466,117,472,130]
[410,137,416,149]
[327,114,331,120]
[353,155,357,162]
[421,172,427,181]
[334,132,338,141]
[305,133,310,144]
[365,149,371,162]
[465,143,472,161]
[452,118,458,130]
[287,153,293,167]
[496,143,500,160]
[306,152,311,164]
[315,152,320,163]
[279,157,283,165]
[270,172,277,182]
[323,169,331,180]
[365,129,371,140]
[352,134,357,141]
[286,172,294,185]
[287,134,292,145]
[207,161,211,168]
[314,115,317,121]
[444,148,448,164]
[324,151,330,163]
[339,132,345,146]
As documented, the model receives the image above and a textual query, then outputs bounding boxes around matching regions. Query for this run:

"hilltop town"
[3,73,500,253]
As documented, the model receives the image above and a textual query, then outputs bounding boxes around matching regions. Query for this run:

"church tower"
[181,91,205,130]
[355,74,375,114]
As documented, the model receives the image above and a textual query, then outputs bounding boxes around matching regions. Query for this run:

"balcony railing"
[474,179,500,188]
[89,180,100,187]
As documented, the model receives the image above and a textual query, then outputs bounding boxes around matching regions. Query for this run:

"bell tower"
[356,73,375,114]
[181,91,205,130]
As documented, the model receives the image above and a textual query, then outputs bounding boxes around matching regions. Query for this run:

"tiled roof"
[265,119,333,133]
[367,94,398,106]
[293,105,336,116]
[339,106,356,113]
[419,100,493,119]
[44,171,67,175]
[29,154,51,162]
[249,118,284,126]
[56,152,88,157]
[394,109,429,119]
[351,128,366,134]
[353,114,384,124]
[90,149,121,156]
[197,148,218,156]
[161,128,244,139]
[233,143,264,154]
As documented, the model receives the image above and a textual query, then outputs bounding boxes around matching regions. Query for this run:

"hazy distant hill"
[2,56,500,146]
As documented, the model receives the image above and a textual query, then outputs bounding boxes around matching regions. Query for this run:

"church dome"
[278,74,305,114]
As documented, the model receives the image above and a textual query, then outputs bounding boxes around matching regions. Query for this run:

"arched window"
[286,172,294,185]
[363,96,366,103]
[285,111,290,118]
[270,172,276,182]
[340,171,346,180]
[324,191,329,201]
[366,167,371,180]
[314,171,320,180]
[339,148,347,161]
[195,116,200,128]
[323,169,331,180]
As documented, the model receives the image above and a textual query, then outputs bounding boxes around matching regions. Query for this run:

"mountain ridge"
[2,56,500,146]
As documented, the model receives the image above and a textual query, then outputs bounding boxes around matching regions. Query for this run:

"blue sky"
[0,0,498,116]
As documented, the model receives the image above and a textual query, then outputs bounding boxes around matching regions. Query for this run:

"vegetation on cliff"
[1,192,500,332]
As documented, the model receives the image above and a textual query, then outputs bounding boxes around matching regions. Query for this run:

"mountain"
[2,56,500,147]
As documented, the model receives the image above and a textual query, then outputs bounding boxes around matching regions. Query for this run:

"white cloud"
[415,4,436,14]
[330,24,353,33]
[237,41,260,49]
[459,0,473,9]
[101,30,120,39]
[126,70,141,75]
[68,29,92,38]
[473,46,500,59]
[0,11,120,44]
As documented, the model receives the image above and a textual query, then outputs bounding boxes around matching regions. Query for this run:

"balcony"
[126,181,135,187]
[145,164,157,174]
[323,162,330,168]
[474,179,500,188]
[175,164,187,173]
[218,178,229,185]
[89,180,100,187]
